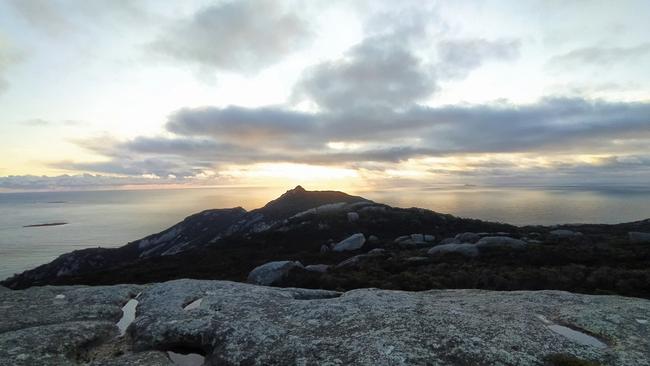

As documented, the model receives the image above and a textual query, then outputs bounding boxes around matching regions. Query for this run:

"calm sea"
[1,185,650,280]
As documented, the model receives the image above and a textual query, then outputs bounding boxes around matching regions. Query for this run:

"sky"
[0,0,649,192]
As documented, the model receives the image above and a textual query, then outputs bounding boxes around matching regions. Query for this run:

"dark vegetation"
[284,240,650,298]
[29,223,650,299]
[545,353,602,366]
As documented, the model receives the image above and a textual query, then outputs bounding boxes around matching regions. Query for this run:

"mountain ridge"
[3,186,650,298]
[1,186,371,288]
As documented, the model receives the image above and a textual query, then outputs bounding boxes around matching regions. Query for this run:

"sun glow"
[219,163,360,190]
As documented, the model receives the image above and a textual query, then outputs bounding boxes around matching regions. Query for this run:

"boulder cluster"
[249,230,534,283]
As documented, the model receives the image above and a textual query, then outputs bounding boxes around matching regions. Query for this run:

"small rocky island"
[23,222,68,228]
[2,186,650,365]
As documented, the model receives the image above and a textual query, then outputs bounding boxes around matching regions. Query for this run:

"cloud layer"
[58,96,650,184]
[51,14,650,186]
[0,37,20,94]
[549,43,650,68]
[151,0,311,72]
[3,1,650,190]
[0,174,184,191]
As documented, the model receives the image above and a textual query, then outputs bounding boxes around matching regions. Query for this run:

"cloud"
[0,36,21,95]
[7,0,152,36]
[420,154,650,187]
[294,34,436,111]
[62,97,650,180]
[20,119,50,126]
[53,158,202,178]
[19,118,88,127]
[171,97,650,156]
[436,38,521,79]
[123,136,221,156]
[167,106,316,147]
[13,3,644,186]
[408,97,650,154]
[0,174,184,192]
[150,0,312,72]
[8,0,72,36]
[292,15,520,112]
[548,43,650,68]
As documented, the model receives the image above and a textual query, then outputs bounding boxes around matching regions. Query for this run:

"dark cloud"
[65,97,650,177]
[436,38,521,79]
[167,106,316,147]
[409,98,650,154]
[548,43,650,68]
[150,0,311,72]
[124,136,221,155]
[119,136,284,165]
[171,97,650,156]
[54,158,201,178]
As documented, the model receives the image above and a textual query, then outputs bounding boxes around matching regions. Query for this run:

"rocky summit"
[0,280,649,366]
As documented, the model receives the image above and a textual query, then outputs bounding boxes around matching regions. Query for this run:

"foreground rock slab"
[0,284,145,365]
[2,280,650,366]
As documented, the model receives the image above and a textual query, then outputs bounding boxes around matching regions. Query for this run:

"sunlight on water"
[360,186,650,226]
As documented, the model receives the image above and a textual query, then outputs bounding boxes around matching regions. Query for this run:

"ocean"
[1,185,650,280]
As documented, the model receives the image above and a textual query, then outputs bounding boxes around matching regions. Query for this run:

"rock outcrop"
[0,284,143,365]
[247,261,303,286]
[454,232,481,243]
[332,233,366,252]
[304,264,329,273]
[2,280,650,365]
[428,243,479,257]
[394,233,435,248]
[475,236,527,249]
[347,212,359,222]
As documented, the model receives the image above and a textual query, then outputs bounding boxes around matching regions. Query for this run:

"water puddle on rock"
[116,298,138,336]
[167,351,205,366]
[537,314,607,349]
[547,325,607,348]
[184,298,203,311]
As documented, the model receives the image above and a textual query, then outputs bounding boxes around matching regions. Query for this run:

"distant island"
[23,222,68,228]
